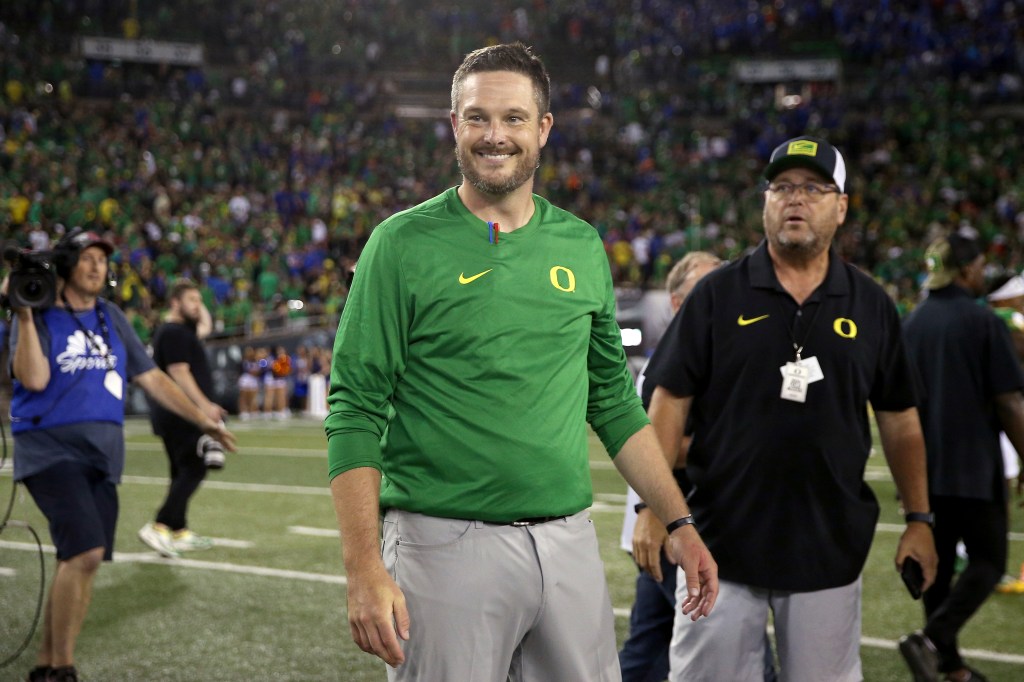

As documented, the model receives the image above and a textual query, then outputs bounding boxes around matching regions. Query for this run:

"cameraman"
[5,231,236,682]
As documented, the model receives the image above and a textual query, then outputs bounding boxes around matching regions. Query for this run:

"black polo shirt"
[148,321,214,438]
[646,241,917,591]
[903,284,1024,503]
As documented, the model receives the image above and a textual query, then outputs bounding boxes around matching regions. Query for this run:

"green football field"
[1,416,1022,681]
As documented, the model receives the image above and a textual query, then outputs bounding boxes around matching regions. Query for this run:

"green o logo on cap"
[787,140,819,156]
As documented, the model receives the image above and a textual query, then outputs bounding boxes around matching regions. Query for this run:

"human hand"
[896,523,938,593]
[204,420,237,452]
[632,507,669,582]
[347,563,410,667]
[665,524,718,620]
[203,402,227,424]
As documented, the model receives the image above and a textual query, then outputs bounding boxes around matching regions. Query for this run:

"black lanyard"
[61,293,115,370]
[776,294,824,362]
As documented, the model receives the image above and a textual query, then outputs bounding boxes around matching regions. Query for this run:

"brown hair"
[451,42,551,116]
[168,278,199,301]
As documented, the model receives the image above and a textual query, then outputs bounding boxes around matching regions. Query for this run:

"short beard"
[772,233,823,258]
[456,145,540,197]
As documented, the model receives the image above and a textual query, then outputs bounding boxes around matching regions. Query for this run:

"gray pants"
[669,575,863,682]
[382,509,620,682]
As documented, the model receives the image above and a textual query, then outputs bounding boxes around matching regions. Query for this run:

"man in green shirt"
[325,43,718,681]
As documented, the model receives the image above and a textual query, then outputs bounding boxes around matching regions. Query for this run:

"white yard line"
[2,539,1021,665]
[595,492,628,503]
[207,537,256,548]
[120,475,331,496]
[288,526,338,538]
[611,605,1024,664]
[8,471,1023,543]
[0,540,344,585]
[123,441,327,459]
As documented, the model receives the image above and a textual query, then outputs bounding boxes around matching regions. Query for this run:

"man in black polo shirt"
[646,136,938,681]
[139,279,227,558]
[899,234,1024,682]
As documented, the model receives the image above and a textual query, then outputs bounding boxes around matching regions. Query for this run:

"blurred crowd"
[2,0,1023,335]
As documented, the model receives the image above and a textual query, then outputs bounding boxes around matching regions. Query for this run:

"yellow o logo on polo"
[833,318,857,339]
[550,266,576,292]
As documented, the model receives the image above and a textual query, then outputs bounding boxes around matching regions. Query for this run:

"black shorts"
[22,461,118,561]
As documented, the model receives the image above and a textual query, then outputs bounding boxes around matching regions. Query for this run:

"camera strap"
[60,293,115,371]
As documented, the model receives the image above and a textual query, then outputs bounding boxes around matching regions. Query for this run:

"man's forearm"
[136,368,215,430]
[330,466,385,574]
[168,363,216,410]
[614,425,691,526]
[648,387,692,470]
[996,390,1024,459]
[11,311,50,390]
[876,408,930,514]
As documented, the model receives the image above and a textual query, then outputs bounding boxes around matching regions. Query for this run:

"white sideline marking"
[612,607,1024,664]
[0,540,346,585]
[125,441,326,459]
[289,526,338,538]
[857,635,1024,664]
[10,471,1023,543]
[0,566,16,577]
[120,475,330,496]
[208,537,255,549]
[2,540,1020,665]
[876,523,1023,542]
[114,552,347,584]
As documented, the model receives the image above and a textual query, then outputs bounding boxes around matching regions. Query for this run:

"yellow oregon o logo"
[550,266,576,292]
[833,318,857,339]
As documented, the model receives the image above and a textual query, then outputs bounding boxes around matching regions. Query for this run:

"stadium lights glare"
[620,328,642,347]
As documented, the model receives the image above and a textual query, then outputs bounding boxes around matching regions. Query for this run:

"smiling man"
[646,136,938,681]
[324,43,717,682]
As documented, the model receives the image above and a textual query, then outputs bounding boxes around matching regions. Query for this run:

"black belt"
[506,515,567,527]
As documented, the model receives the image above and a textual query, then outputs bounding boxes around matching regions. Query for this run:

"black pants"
[923,495,1007,673]
[154,429,207,531]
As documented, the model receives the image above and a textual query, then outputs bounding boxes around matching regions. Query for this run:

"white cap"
[988,275,1024,302]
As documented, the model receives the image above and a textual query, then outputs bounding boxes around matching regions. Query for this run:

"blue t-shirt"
[10,299,156,482]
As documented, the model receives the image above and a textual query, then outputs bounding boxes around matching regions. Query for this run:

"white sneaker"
[172,529,214,552]
[138,522,181,558]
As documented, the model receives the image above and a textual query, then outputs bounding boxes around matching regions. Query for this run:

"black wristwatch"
[904,511,935,528]
[633,502,648,514]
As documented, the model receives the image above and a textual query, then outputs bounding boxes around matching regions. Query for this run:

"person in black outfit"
[900,233,1024,682]
[646,136,938,681]
[138,279,228,558]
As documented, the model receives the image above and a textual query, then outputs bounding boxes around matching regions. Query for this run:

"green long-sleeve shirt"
[325,188,647,522]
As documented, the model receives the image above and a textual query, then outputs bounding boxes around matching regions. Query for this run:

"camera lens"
[196,434,226,470]
[10,270,57,309]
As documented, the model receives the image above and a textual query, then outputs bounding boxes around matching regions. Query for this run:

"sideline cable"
[0,414,47,669]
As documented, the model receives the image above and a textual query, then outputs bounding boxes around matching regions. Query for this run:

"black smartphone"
[901,558,924,599]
